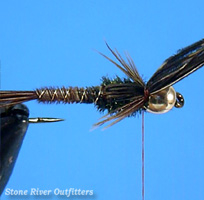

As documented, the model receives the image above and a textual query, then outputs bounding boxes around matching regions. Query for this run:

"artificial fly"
[0,39,204,128]
[1,39,204,200]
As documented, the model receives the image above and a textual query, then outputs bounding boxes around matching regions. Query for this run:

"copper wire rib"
[0,87,100,106]
[36,86,101,104]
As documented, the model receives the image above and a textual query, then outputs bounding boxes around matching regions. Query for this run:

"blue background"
[1,1,204,199]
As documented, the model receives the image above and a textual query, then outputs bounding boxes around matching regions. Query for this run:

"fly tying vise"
[0,104,63,196]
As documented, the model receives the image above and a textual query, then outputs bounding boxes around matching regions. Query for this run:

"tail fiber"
[0,91,37,107]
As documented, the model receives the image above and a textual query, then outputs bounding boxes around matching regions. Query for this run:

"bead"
[146,86,176,114]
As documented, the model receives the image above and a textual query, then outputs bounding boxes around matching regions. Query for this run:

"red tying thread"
[144,89,149,102]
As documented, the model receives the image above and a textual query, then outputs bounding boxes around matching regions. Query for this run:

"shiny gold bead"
[146,86,176,114]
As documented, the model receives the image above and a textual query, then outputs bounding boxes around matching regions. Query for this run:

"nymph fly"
[0,39,204,127]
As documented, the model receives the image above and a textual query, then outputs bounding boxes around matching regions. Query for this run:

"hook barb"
[28,117,64,123]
